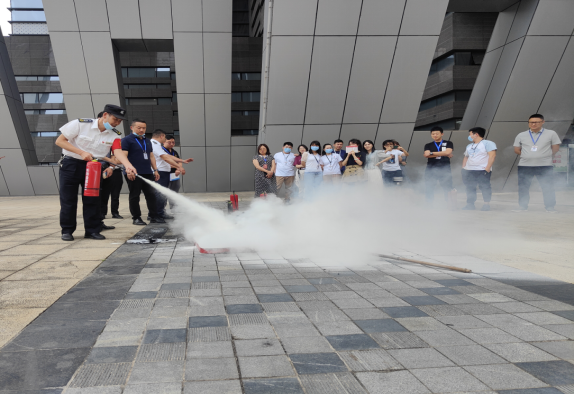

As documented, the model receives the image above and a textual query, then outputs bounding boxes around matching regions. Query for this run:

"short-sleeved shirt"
[166,149,180,173]
[273,152,296,177]
[464,140,497,170]
[320,153,342,175]
[382,149,404,171]
[121,133,154,174]
[513,129,561,167]
[334,150,347,173]
[303,152,322,173]
[151,139,171,172]
[59,118,121,159]
[424,140,454,167]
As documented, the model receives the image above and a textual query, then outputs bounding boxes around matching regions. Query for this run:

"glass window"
[232,110,260,116]
[174,130,180,135]
[125,84,155,89]
[43,109,66,114]
[157,84,171,89]
[233,0,249,10]
[122,68,128,78]
[233,11,249,23]
[156,67,170,78]
[232,72,241,80]
[231,129,258,136]
[173,111,178,116]
[242,92,260,102]
[127,98,158,105]
[171,92,177,103]
[455,91,472,101]
[436,92,455,106]
[242,73,261,80]
[247,110,260,116]
[38,93,64,103]
[22,93,38,103]
[231,92,242,102]
[11,10,46,21]
[11,0,44,8]
[454,52,472,66]
[233,24,249,37]
[158,97,172,105]
[15,76,37,81]
[41,132,60,137]
[170,72,176,80]
[24,109,39,115]
[127,67,155,78]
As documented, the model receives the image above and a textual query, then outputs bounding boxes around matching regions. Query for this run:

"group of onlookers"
[252,113,561,212]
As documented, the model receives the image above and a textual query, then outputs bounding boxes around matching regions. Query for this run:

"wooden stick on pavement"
[378,254,473,273]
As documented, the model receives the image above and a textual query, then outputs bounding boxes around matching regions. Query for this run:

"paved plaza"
[0,191,573,393]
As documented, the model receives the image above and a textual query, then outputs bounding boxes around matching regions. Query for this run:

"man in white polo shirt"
[513,114,561,213]
[461,127,497,211]
[273,142,296,203]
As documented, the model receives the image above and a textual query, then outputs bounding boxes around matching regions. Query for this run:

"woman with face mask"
[341,139,366,184]
[320,143,343,186]
[301,140,322,198]
[252,143,277,197]
[364,139,391,187]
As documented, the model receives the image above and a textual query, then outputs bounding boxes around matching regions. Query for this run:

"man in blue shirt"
[121,119,165,225]
[334,139,347,174]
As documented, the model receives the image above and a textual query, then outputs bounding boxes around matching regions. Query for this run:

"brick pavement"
[1,223,573,393]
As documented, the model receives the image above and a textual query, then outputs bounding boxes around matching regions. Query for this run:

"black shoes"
[61,233,74,241]
[112,213,124,219]
[162,214,175,219]
[150,218,166,224]
[101,224,115,230]
[84,232,106,240]
[133,218,147,225]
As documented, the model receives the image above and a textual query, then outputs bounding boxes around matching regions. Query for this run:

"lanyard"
[283,153,291,162]
[470,140,483,153]
[162,146,175,155]
[312,153,320,166]
[324,154,333,165]
[434,140,443,152]
[135,137,146,153]
[529,129,544,145]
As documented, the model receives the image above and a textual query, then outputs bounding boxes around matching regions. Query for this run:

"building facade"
[0,0,573,195]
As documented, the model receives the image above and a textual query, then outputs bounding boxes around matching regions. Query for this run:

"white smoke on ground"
[139,176,532,266]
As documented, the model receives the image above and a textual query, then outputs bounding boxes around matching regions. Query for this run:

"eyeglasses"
[528,121,543,124]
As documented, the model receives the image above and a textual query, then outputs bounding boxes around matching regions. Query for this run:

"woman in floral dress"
[252,144,277,197]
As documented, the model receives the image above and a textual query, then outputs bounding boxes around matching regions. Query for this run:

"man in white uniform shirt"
[513,114,561,212]
[461,127,497,211]
[150,129,185,219]
[273,142,296,203]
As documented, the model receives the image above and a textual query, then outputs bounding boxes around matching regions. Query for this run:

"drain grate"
[299,373,367,394]
[370,332,429,349]
[118,299,155,309]
[159,290,191,298]
[228,313,269,326]
[136,343,186,362]
[339,349,403,372]
[69,363,131,388]
[187,327,231,342]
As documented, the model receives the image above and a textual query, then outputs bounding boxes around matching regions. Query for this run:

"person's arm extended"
[485,150,496,172]
[551,144,560,154]
[113,149,137,178]
[160,154,184,175]
[376,156,393,166]
[55,134,93,161]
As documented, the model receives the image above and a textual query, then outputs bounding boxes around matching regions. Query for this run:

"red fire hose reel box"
[84,160,102,197]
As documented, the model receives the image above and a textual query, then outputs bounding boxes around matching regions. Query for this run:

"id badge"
[143,153,148,160]
[531,146,538,152]
[263,164,268,169]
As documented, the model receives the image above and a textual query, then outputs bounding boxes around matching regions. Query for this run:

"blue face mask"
[103,122,113,130]
[284,148,291,153]
[468,136,474,142]
[311,146,319,151]
[325,149,333,154]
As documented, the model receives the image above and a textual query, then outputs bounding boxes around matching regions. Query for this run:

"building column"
[461,0,574,190]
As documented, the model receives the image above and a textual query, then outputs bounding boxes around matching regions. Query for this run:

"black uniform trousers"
[462,169,492,204]
[100,169,123,218]
[425,164,453,203]
[59,158,102,235]
[125,174,158,220]
[518,165,556,209]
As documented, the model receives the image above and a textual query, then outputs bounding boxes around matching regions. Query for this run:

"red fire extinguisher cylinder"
[84,160,102,197]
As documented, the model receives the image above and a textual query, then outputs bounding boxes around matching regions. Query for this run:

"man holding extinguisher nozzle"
[55,104,137,242]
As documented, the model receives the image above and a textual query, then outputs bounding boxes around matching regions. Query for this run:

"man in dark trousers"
[423,126,455,204]
[121,119,165,225]
[96,112,124,220]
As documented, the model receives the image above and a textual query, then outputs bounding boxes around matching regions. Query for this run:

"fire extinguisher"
[84,160,102,197]
[229,191,239,211]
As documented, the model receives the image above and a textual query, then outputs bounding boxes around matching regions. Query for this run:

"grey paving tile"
[183,380,242,394]
[185,357,239,381]
[280,336,334,354]
[542,324,574,340]
[325,334,380,351]
[161,283,191,290]
[253,286,287,294]
[86,346,138,364]
[94,329,143,347]
[110,308,152,320]
[388,348,455,369]
[257,293,293,303]
[308,277,338,284]
[382,306,429,318]
[370,332,430,349]
[525,301,574,311]
[464,364,548,390]
[228,313,269,326]
[284,285,317,292]
[323,291,362,300]
[485,342,559,363]
[149,306,188,318]
[475,313,531,328]
[395,317,449,331]
[354,319,407,334]
[502,324,568,342]
[356,370,431,394]
[436,344,506,366]
[555,385,574,394]
[416,304,467,317]
[235,339,285,357]
[225,295,260,305]
[435,294,483,304]
[230,325,277,339]
[367,297,411,307]
[553,310,574,321]
[142,329,186,344]
[188,327,231,342]
[299,373,367,394]
[515,361,574,385]
[222,287,254,296]
[66,387,122,394]
[273,324,321,338]
[123,382,183,394]
[103,318,147,332]
[450,285,493,294]
[147,317,188,330]
[531,340,574,360]
[419,287,460,295]
[435,315,493,330]
[515,312,574,325]
[188,315,228,328]
[343,308,390,320]
[242,377,303,394]
[69,363,131,388]
[401,296,446,306]
[494,302,544,313]
[238,355,295,378]
[411,366,490,392]
[305,309,350,323]
[331,298,374,309]
[416,328,476,347]
[339,349,402,372]
[315,321,363,336]
[129,361,185,384]
[457,327,522,344]
[497,388,565,394]
[435,279,473,287]
[290,353,348,374]
[291,292,329,301]
[226,304,263,314]
[186,341,234,358]
[136,343,186,362]
[262,302,300,312]
[454,303,505,315]
[315,284,350,292]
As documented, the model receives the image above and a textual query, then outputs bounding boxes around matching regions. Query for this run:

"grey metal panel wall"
[461,0,574,192]
[260,0,449,156]
[28,166,59,195]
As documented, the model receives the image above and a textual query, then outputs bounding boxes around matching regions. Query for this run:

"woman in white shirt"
[320,143,343,186]
[363,139,390,187]
[301,140,322,198]
[381,139,406,186]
